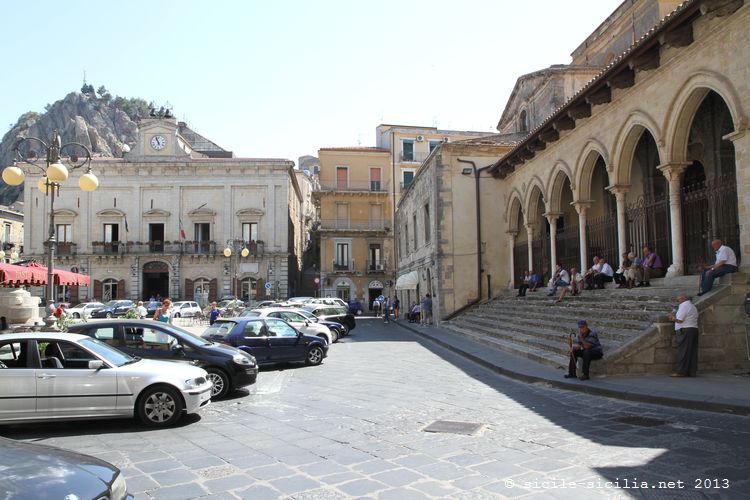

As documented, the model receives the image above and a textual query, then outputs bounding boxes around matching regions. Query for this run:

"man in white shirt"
[698,240,738,295]
[593,258,615,289]
[547,264,570,296]
[583,256,603,290]
[667,294,699,377]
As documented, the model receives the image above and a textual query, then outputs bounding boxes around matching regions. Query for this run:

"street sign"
[314,277,320,284]
[264,282,272,290]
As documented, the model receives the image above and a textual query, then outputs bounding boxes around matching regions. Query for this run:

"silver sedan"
[0,332,212,427]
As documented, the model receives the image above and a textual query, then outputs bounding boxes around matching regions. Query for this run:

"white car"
[305,297,348,308]
[171,301,202,318]
[66,301,105,319]
[240,307,336,344]
[0,332,213,427]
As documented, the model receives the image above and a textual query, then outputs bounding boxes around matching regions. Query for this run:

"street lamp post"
[223,239,250,298]
[2,131,98,312]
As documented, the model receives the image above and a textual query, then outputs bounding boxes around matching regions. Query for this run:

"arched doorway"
[512,204,527,284]
[555,176,579,271]
[142,261,169,300]
[626,130,671,262]
[367,279,384,312]
[681,91,739,273]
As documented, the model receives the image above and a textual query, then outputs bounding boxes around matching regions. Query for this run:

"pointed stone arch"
[506,192,524,233]
[611,110,664,187]
[546,161,574,213]
[665,71,746,164]
[524,177,546,226]
[575,140,610,202]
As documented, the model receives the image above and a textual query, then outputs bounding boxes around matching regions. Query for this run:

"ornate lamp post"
[223,239,250,298]
[2,131,98,309]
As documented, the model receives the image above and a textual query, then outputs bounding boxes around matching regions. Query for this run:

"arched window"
[519,110,528,133]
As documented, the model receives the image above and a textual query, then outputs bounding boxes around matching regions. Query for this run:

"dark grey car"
[0,436,132,499]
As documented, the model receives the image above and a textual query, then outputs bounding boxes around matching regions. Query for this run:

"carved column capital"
[657,162,690,182]
[571,200,593,216]
[543,211,563,226]
[606,184,630,200]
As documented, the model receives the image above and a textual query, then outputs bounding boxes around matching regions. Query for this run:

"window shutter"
[257,278,265,300]
[116,279,125,299]
[70,285,79,304]
[94,280,102,300]
[209,278,217,302]
[185,279,194,300]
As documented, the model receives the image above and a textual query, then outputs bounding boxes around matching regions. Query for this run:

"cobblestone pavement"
[2,318,750,499]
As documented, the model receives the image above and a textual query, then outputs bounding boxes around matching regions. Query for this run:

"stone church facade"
[22,117,309,304]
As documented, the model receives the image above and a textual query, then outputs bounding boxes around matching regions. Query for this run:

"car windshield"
[203,321,238,338]
[79,337,136,367]
[294,309,319,322]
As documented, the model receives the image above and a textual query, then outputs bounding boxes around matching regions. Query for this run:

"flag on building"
[124,215,129,233]
[179,218,186,240]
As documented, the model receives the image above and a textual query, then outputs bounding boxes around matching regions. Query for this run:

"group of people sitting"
[517,245,668,303]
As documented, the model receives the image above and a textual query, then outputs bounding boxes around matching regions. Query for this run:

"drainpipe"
[458,158,494,302]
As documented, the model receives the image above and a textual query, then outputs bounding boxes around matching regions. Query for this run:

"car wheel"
[106,312,113,318]
[305,345,324,366]
[316,334,329,345]
[331,329,339,343]
[136,385,184,427]
[206,368,230,399]
[73,313,80,319]
[339,324,349,336]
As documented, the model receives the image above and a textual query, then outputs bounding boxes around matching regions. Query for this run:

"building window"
[369,204,383,230]
[336,166,349,190]
[519,109,528,133]
[195,223,210,254]
[242,222,259,242]
[428,140,440,154]
[413,214,418,251]
[4,223,11,243]
[369,244,383,271]
[56,224,72,243]
[404,223,409,256]
[370,167,382,191]
[424,203,430,243]
[103,223,119,243]
[336,284,350,301]
[336,203,349,229]
[194,278,210,307]
[149,223,165,252]
[402,140,414,162]
[241,277,257,302]
[335,243,349,270]
[402,170,415,188]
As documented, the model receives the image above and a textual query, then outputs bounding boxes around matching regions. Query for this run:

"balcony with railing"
[332,259,352,272]
[318,218,390,232]
[367,259,387,273]
[56,242,77,256]
[182,241,217,255]
[399,151,429,163]
[316,180,390,193]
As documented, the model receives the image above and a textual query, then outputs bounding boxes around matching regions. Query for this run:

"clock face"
[150,135,167,151]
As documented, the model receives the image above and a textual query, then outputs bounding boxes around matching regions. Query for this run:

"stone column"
[727,129,749,273]
[658,162,689,277]
[525,224,535,272]
[607,185,630,260]
[573,201,592,272]
[507,231,517,288]
[544,212,562,272]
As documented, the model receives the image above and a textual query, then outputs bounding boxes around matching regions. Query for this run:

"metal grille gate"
[626,195,671,266]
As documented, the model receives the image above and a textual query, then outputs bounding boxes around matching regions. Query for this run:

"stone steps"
[473,302,656,329]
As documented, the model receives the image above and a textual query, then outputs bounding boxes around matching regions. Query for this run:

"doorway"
[143,261,169,300]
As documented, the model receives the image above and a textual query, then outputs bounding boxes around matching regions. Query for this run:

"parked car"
[171,301,202,318]
[66,301,105,319]
[0,436,133,499]
[218,298,245,316]
[287,296,314,304]
[302,305,357,334]
[67,319,258,399]
[305,297,349,308]
[90,300,135,318]
[145,299,161,316]
[240,307,336,344]
[291,307,348,339]
[348,299,363,315]
[201,317,328,366]
[256,300,283,308]
[0,332,212,427]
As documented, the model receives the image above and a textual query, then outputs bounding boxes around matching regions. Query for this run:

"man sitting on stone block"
[698,239,738,296]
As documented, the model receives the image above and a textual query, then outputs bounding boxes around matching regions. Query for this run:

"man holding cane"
[565,320,603,381]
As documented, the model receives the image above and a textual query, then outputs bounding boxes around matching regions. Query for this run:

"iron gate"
[513,241,528,288]
[557,223,580,271]
[626,195,671,267]
[682,174,739,274]
[587,212,618,267]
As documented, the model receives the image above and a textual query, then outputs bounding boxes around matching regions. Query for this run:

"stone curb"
[393,320,750,416]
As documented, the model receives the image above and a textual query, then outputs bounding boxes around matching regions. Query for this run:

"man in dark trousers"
[566,320,603,381]
[668,294,699,377]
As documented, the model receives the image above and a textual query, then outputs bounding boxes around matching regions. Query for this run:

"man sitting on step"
[697,239,738,296]
[547,264,570,297]
[565,319,603,381]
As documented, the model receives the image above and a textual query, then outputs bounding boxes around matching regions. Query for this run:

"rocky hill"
[0,91,151,205]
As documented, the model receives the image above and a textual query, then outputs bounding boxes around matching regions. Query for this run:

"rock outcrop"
[0,91,149,205]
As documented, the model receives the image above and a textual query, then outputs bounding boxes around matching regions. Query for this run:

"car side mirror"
[171,344,184,355]
[88,360,105,370]
[297,330,304,337]
[304,320,310,326]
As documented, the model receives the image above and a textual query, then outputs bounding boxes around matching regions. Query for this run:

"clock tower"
[125,117,200,159]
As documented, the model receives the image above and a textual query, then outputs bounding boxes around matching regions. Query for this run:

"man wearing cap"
[566,320,603,381]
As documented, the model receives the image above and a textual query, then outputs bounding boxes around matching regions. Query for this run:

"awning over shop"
[394,271,418,290]
[0,263,48,286]
[53,268,91,286]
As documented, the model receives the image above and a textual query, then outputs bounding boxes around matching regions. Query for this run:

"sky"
[0,0,623,165]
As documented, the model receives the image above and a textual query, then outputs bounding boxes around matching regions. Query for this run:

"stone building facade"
[21,117,309,304]
[0,203,23,262]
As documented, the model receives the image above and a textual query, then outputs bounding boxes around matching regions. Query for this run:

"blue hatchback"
[201,318,328,366]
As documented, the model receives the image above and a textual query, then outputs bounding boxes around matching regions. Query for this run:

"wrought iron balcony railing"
[316,180,390,193]
[318,219,390,231]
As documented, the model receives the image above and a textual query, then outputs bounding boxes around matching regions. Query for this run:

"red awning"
[53,268,91,286]
[0,263,48,286]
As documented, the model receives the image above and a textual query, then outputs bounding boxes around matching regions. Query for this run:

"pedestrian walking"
[421,293,432,326]
[668,294,699,377]
[393,296,400,320]
[383,297,390,323]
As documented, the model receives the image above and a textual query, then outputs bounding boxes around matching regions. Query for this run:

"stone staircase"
[442,278,702,375]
